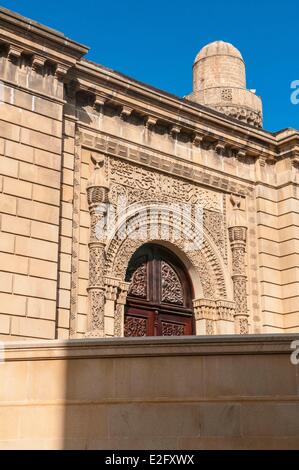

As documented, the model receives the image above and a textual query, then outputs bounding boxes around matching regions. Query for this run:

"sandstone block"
[0,293,27,316]
[29,258,57,280]
[1,214,30,237]
[27,297,56,320]
[0,253,28,275]
[0,272,13,293]
[15,236,58,262]
[17,199,59,225]
[3,177,32,199]
[13,274,57,300]
[0,314,10,334]
[11,316,55,339]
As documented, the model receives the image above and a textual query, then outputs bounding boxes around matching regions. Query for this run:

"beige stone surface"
[0,335,298,449]
[0,6,298,340]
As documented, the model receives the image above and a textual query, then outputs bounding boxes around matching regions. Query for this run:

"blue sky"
[1,0,298,132]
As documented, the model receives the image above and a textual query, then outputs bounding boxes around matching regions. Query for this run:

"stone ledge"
[3,333,299,361]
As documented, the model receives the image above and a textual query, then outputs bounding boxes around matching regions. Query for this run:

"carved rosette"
[228,224,249,334]
[86,154,109,338]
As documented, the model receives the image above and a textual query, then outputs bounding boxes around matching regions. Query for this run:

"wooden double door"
[124,244,194,337]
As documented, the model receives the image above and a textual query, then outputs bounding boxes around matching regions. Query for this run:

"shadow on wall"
[62,335,299,450]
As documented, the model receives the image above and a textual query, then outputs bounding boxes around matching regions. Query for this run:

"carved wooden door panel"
[124,244,194,336]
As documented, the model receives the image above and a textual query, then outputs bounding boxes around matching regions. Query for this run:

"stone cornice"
[0,7,88,71]
[78,128,254,196]
[71,61,278,160]
[68,61,295,164]
[3,334,299,361]
[1,7,298,161]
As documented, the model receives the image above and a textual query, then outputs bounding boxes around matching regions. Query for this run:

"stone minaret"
[187,40,263,127]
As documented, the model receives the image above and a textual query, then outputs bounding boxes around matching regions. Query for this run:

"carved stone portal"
[85,156,237,337]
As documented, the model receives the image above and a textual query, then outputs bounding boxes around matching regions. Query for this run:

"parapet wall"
[1,334,299,449]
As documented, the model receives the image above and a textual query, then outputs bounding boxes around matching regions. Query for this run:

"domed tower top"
[195,40,243,61]
[187,40,263,128]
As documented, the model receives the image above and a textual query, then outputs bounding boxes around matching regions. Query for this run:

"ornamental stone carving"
[86,155,233,337]
[109,158,222,211]
[228,195,249,334]
[86,153,109,337]
[193,298,235,335]
[161,261,184,305]
[161,322,185,336]
[104,202,229,301]
[127,261,147,298]
[124,317,147,337]
[112,280,130,337]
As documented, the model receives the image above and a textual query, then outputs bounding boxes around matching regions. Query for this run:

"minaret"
[187,40,263,128]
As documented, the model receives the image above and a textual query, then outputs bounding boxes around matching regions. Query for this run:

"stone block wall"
[0,335,298,449]
[0,80,63,340]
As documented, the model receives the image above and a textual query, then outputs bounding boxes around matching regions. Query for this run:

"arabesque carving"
[161,261,184,305]
[105,204,227,300]
[86,153,110,337]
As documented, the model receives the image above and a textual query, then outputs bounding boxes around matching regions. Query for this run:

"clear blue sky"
[1,0,298,132]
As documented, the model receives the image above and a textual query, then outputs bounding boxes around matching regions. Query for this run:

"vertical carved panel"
[206,319,214,335]
[89,289,105,333]
[69,128,81,337]
[161,261,183,305]
[114,303,123,337]
[228,214,249,334]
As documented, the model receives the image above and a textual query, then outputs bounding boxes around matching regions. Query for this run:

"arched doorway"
[124,243,194,336]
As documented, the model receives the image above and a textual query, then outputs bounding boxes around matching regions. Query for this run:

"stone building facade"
[0,7,298,341]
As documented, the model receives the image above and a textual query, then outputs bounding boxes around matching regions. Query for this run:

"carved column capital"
[104,277,120,301]
[117,281,131,305]
[228,225,247,245]
[193,299,236,332]
[193,299,217,320]
[193,299,216,335]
